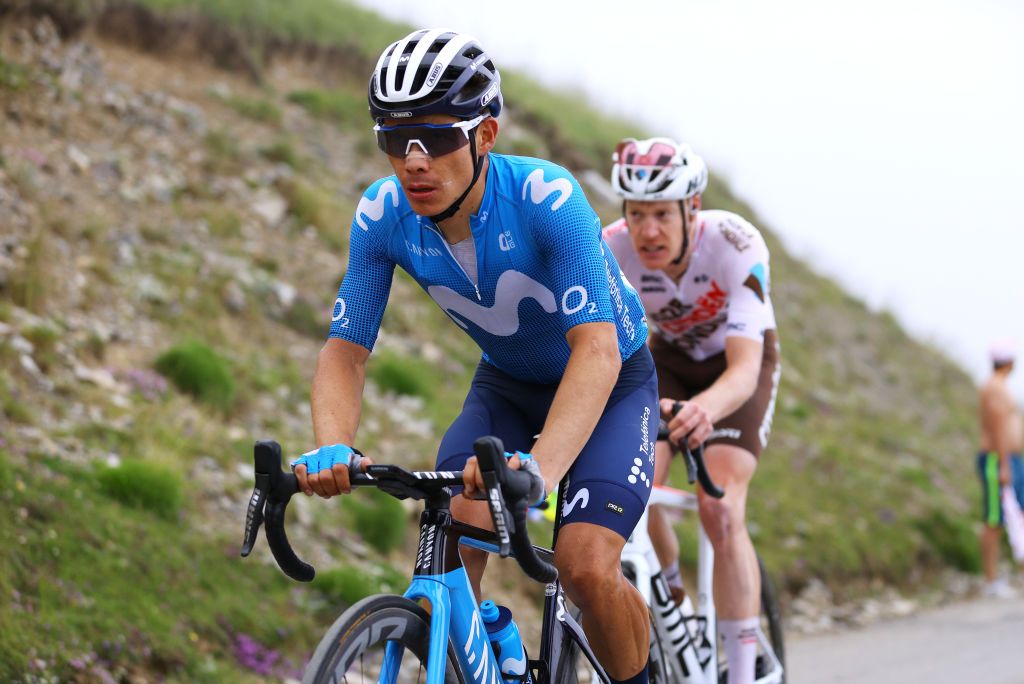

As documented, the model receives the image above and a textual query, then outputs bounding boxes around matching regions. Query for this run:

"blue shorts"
[437,346,658,540]
[977,452,1024,527]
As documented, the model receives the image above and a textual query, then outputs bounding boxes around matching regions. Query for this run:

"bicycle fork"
[650,572,713,683]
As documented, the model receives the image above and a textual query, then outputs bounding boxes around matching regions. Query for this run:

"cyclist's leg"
[555,364,657,681]
[648,440,684,601]
[699,443,759,681]
[699,332,779,684]
[646,336,697,602]
[436,362,548,597]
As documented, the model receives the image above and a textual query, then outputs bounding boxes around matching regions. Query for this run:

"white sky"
[359,0,1024,398]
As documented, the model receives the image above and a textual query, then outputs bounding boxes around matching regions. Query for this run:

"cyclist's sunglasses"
[613,139,680,170]
[374,114,488,159]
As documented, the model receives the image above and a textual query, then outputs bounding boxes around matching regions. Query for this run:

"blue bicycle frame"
[377,500,601,684]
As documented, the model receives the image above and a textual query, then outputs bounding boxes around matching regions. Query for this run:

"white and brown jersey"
[604,210,776,361]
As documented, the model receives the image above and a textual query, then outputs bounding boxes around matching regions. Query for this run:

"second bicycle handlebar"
[657,403,725,499]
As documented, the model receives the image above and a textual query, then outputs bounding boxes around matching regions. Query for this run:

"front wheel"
[303,594,464,684]
[755,555,785,683]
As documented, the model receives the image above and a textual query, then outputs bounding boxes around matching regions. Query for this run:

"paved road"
[786,595,1024,683]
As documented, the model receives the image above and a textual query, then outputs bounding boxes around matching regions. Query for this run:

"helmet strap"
[428,133,485,224]
[670,200,690,266]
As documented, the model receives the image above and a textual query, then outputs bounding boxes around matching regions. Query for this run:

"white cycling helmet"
[611,137,708,201]
[368,28,502,123]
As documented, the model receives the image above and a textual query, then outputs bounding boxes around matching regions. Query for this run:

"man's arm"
[530,322,622,493]
[662,335,762,447]
[298,338,371,497]
[461,322,621,498]
[691,335,762,422]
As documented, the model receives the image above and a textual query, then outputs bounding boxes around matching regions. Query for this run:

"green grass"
[260,137,306,170]
[277,178,349,251]
[221,93,282,124]
[367,349,437,400]
[154,340,236,413]
[0,452,322,682]
[134,0,408,59]
[0,54,32,90]
[22,324,60,373]
[288,88,367,129]
[6,228,52,313]
[97,459,184,520]
[501,72,645,171]
[203,128,243,173]
[313,562,406,609]
[344,487,407,554]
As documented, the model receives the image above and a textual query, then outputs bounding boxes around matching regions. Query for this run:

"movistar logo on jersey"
[355,180,400,231]
[427,270,557,335]
[522,169,572,212]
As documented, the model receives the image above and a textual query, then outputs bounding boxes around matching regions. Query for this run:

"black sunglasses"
[373,114,487,158]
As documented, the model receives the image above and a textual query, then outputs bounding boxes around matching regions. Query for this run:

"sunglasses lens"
[375,126,472,158]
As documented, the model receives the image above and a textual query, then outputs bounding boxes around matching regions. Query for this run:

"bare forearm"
[532,335,620,490]
[690,363,756,423]
[311,346,366,446]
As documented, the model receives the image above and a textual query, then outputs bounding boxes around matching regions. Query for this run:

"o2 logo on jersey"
[331,297,349,328]
[355,180,400,231]
[498,231,516,252]
[561,285,597,315]
[522,169,572,212]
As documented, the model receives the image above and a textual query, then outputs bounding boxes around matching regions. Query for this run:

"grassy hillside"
[0,0,982,680]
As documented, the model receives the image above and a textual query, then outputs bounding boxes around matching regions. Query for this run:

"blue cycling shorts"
[437,346,658,540]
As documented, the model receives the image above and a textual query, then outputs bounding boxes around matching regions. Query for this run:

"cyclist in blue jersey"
[290,29,656,684]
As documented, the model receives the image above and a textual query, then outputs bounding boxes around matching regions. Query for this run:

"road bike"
[241,435,614,684]
[558,437,785,684]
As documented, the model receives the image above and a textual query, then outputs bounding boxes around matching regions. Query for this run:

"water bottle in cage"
[481,600,531,683]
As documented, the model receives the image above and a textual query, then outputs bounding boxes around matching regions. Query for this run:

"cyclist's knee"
[554,530,624,607]
[557,556,621,609]
[698,496,743,546]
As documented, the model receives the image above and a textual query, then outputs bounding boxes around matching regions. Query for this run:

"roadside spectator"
[976,338,1024,597]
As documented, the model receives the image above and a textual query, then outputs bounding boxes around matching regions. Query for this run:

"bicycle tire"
[303,593,464,684]
[756,555,785,683]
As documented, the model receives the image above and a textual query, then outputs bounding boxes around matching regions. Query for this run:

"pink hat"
[989,338,1017,364]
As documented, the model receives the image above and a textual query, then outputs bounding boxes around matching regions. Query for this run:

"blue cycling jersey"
[329,153,649,384]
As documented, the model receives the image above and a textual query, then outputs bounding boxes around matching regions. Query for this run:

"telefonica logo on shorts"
[355,180,400,231]
[427,270,557,335]
[522,169,572,212]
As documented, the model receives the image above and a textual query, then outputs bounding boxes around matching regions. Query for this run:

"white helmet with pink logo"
[611,137,708,201]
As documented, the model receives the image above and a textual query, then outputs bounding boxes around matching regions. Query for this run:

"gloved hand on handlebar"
[463,450,547,506]
[291,443,369,498]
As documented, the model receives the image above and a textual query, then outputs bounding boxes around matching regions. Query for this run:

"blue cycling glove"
[291,443,364,476]
[505,451,547,506]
